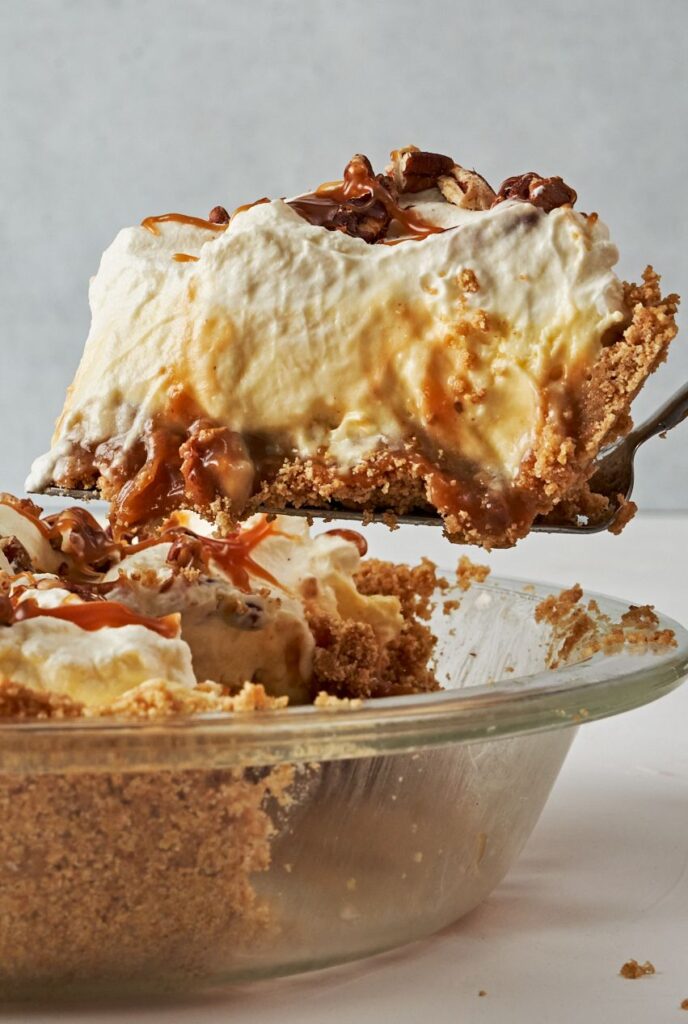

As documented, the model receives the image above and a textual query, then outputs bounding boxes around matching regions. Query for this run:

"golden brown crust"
[306,558,440,700]
[0,679,84,720]
[580,269,678,458]
[92,680,288,719]
[0,678,288,721]
[0,762,300,993]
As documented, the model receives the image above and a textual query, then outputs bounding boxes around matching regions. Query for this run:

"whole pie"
[28,147,679,546]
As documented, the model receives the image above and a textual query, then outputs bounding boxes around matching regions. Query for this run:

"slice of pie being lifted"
[28,147,679,546]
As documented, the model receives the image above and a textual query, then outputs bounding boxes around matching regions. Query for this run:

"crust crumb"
[306,558,440,700]
[536,587,676,669]
[620,959,656,979]
[608,495,638,535]
[456,556,490,591]
[313,691,364,710]
[0,679,84,720]
[90,680,288,719]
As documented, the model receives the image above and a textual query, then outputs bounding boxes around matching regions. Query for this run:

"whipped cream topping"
[0,608,195,706]
[28,185,626,495]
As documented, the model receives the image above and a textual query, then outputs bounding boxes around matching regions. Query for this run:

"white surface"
[6,511,688,1023]
[0,0,686,504]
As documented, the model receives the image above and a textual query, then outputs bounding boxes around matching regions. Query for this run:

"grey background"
[1,0,686,504]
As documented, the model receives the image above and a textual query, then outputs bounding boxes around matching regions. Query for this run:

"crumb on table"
[619,959,656,979]
[456,556,490,592]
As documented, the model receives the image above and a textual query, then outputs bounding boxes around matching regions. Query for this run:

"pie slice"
[28,147,679,546]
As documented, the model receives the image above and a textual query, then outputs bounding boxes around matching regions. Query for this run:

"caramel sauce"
[323,528,368,557]
[141,213,228,236]
[231,197,271,220]
[421,370,458,432]
[412,452,537,544]
[143,201,270,247]
[172,253,199,263]
[180,421,254,510]
[167,516,282,593]
[288,159,446,244]
[98,386,261,535]
[12,597,179,639]
[111,427,187,531]
[43,507,119,572]
[0,497,119,581]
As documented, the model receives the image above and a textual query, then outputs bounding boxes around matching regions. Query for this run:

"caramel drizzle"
[144,202,270,265]
[288,159,446,243]
[166,516,283,593]
[0,498,119,581]
[231,197,271,219]
[323,528,368,557]
[11,597,179,639]
[0,496,288,594]
[141,213,228,236]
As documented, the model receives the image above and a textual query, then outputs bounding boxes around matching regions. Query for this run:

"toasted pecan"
[208,205,230,225]
[387,146,455,193]
[0,537,33,573]
[438,166,496,210]
[493,172,577,212]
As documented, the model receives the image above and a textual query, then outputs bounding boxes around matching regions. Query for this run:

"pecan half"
[438,166,496,211]
[331,194,390,243]
[492,172,577,212]
[0,536,33,573]
[387,146,455,193]
[0,595,13,627]
[208,205,230,225]
[167,532,206,571]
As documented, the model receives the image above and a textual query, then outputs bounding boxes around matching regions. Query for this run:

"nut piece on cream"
[0,498,423,707]
[27,148,679,547]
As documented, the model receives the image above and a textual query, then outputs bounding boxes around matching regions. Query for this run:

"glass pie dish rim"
[1,574,686,772]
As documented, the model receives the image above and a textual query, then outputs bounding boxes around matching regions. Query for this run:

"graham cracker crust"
[0,761,302,995]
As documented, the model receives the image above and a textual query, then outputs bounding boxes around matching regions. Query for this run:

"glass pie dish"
[0,575,686,1000]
